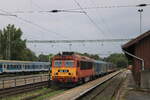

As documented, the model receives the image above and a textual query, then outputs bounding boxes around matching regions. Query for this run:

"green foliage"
[0,24,38,61]
[105,53,128,68]
[77,52,102,60]
[38,54,54,62]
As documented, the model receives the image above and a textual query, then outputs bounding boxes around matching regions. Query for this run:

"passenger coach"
[0,60,50,74]
[51,52,116,86]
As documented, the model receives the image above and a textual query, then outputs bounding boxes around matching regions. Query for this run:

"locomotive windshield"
[54,60,62,67]
[65,60,74,67]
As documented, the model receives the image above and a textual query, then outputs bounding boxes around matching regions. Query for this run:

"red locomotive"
[51,52,116,86]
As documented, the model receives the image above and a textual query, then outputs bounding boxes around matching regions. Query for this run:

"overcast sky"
[0,0,150,57]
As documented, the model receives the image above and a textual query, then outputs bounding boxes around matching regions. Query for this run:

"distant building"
[122,30,150,89]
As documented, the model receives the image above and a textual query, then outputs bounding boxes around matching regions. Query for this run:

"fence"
[0,75,50,89]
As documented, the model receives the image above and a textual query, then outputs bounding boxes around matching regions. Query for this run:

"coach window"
[54,60,62,67]
[65,60,74,67]
[0,64,1,68]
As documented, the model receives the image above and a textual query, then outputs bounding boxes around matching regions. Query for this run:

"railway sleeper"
[0,81,48,98]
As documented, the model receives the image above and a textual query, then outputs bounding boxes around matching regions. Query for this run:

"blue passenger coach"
[93,60,107,76]
[0,62,3,74]
[0,60,50,74]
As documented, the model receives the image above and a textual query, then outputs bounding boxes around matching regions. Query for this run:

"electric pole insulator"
[137,4,147,7]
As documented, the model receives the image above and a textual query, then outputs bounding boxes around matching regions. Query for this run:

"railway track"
[50,70,124,100]
[76,71,127,100]
[0,81,48,98]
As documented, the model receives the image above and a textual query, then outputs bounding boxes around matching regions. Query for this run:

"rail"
[0,81,49,98]
[73,70,122,100]
[75,70,126,100]
[50,70,124,100]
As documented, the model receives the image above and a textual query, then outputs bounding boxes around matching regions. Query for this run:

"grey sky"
[0,0,150,57]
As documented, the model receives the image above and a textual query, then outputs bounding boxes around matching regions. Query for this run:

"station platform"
[118,70,150,100]
[49,71,121,100]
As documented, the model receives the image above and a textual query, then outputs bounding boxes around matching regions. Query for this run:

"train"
[0,60,50,74]
[50,52,116,86]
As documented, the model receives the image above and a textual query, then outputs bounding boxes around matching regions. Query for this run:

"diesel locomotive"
[51,52,116,86]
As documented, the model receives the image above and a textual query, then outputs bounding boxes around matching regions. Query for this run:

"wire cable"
[89,0,112,35]
[0,8,68,39]
[8,3,150,14]
[66,3,150,10]
[73,0,106,36]
[0,13,17,17]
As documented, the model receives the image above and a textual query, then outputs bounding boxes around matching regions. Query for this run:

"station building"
[122,30,150,89]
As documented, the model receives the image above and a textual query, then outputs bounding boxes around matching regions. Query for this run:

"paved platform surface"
[118,70,150,100]
[49,71,121,100]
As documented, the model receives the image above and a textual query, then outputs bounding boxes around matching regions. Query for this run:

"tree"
[105,53,128,68]
[0,24,26,59]
[0,24,38,61]
[77,52,102,60]
[38,54,54,62]
[21,48,38,61]
[38,54,49,62]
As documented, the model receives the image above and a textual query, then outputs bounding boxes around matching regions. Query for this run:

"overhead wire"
[30,0,44,10]
[89,0,112,35]
[66,3,150,11]
[7,3,150,14]
[73,0,106,36]
[0,13,17,17]
[29,0,73,39]
[0,9,48,40]
[0,8,68,39]
[30,0,89,39]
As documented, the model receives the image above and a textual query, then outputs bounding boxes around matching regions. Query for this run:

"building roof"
[122,30,150,49]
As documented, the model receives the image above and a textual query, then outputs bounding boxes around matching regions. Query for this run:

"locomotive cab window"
[54,60,62,67]
[65,60,74,67]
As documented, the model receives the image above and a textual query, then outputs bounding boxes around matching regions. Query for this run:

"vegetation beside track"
[1,87,66,100]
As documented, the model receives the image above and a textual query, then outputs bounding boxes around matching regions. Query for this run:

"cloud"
[0,0,150,56]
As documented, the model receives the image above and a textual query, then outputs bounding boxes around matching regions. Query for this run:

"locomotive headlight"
[54,72,58,75]
[68,73,71,75]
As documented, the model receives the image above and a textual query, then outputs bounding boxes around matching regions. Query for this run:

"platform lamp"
[137,4,149,33]
[138,9,143,33]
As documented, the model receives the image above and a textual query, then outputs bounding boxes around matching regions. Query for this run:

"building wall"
[133,35,150,88]
[134,35,150,70]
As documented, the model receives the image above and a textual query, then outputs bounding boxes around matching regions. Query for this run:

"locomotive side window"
[65,60,74,67]
[77,61,80,67]
[54,60,62,67]
[80,61,92,70]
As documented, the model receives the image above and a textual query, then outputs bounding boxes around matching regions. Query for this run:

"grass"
[33,89,65,100]
[1,86,65,100]
[1,87,51,100]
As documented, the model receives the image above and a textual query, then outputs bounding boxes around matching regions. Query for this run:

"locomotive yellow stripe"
[51,67,76,77]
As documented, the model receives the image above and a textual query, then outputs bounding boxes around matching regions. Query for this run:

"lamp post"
[138,9,143,33]
[137,4,148,33]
